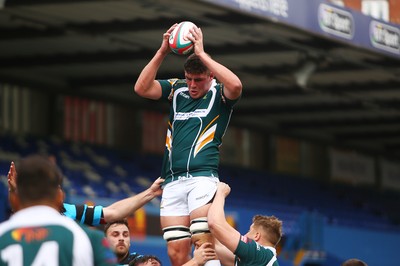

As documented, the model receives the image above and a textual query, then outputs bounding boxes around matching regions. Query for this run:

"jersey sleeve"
[158,79,178,101]
[220,83,241,107]
[234,236,277,265]
[63,203,104,226]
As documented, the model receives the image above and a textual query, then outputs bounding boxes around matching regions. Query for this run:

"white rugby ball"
[169,21,197,55]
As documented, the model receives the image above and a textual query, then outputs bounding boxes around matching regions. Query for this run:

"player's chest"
[174,90,218,113]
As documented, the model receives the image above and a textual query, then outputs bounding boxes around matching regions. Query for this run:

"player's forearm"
[197,52,242,99]
[207,192,227,231]
[208,191,240,253]
[215,240,235,266]
[134,50,167,99]
[103,188,156,222]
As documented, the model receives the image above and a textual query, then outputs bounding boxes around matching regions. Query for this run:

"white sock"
[204,260,221,266]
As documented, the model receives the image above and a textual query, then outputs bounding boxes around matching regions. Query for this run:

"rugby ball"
[169,21,197,55]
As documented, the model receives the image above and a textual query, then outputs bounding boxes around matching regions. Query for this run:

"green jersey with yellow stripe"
[158,78,239,185]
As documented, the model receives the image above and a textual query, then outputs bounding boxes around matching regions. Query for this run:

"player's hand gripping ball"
[169,21,197,55]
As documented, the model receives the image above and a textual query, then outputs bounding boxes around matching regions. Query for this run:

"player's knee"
[190,217,213,246]
[167,245,190,265]
[168,250,191,266]
[162,227,191,266]
[162,225,191,242]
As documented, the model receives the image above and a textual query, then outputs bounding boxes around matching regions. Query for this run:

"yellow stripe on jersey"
[200,115,219,136]
[165,128,172,152]
[194,124,217,157]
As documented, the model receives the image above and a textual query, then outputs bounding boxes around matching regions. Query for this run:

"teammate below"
[0,155,116,265]
[208,182,283,266]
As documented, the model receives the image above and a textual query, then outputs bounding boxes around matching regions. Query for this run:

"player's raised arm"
[187,27,242,101]
[134,24,177,100]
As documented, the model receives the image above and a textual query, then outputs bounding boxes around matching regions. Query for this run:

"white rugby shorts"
[160,176,219,216]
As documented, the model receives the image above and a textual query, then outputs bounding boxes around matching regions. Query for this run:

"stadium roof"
[1,0,400,158]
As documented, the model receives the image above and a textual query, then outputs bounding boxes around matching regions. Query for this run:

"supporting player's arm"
[208,182,240,256]
[102,177,164,222]
[7,160,164,225]
[58,177,164,225]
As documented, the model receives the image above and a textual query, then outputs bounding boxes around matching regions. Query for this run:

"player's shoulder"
[79,223,103,238]
[119,251,140,264]
[78,224,109,252]
[57,214,94,236]
[0,218,14,235]
[78,223,117,265]
[159,78,185,91]
[159,78,182,86]
[170,78,187,88]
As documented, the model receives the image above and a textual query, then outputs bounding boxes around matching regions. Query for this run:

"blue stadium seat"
[0,133,399,233]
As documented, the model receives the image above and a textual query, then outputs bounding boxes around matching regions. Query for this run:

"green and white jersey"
[159,78,240,185]
[0,206,116,266]
[234,236,279,266]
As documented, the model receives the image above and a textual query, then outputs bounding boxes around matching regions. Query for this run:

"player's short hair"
[184,53,210,75]
[129,255,162,266]
[342,258,368,266]
[16,154,63,204]
[104,218,129,235]
[253,215,283,247]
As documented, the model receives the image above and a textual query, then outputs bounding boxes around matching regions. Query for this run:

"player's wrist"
[196,51,208,60]
[189,259,201,266]
[156,48,169,57]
